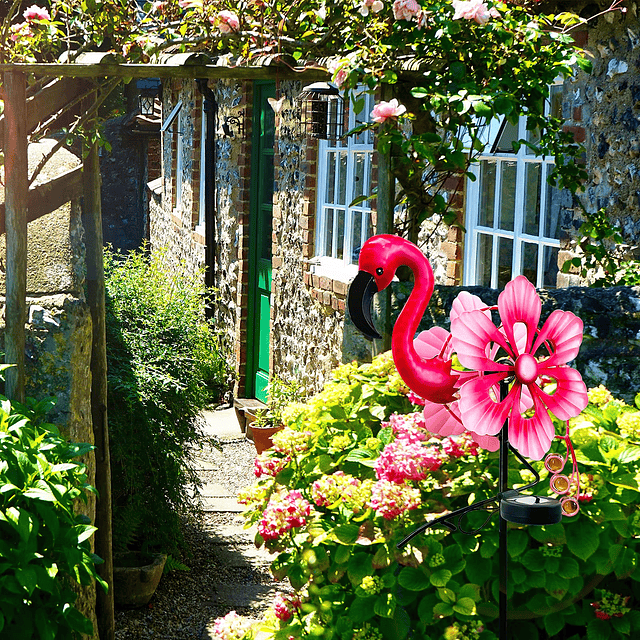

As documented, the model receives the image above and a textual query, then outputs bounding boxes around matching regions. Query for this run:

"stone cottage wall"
[387,282,640,403]
[570,9,640,232]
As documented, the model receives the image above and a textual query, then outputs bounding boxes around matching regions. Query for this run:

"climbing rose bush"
[220,355,640,639]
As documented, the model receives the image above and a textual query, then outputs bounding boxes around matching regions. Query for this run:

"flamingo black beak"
[348,271,382,341]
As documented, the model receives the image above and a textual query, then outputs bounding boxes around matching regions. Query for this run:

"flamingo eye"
[376,268,384,276]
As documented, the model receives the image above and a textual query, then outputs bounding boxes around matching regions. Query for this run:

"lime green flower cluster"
[365,437,382,451]
[360,575,384,595]
[429,553,446,568]
[618,411,640,439]
[444,621,485,639]
[352,623,383,640]
[331,434,354,451]
[596,590,631,618]
[541,545,563,558]
[587,385,614,407]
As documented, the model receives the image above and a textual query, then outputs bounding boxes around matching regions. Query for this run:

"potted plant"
[247,377,304,454]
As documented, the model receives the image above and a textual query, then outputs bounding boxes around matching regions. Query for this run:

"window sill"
[308,257,358,284]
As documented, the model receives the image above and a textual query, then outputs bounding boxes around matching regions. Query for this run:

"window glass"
[464,83,564,289]
[315,90,375,270]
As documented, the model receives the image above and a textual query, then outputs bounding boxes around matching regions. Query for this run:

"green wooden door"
[247,82,275,402]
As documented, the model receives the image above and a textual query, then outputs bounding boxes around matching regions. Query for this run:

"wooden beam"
[0,166,84,234]
[3,71,28,403]
[82,142,115,640]
[0,62,328,81]
[0,77,93,143]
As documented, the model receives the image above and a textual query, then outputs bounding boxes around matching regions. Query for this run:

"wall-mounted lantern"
[221,114,245,138]
[299,82,346,142]
[138,80,161,117]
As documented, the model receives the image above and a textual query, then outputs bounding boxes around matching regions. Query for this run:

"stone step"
[201,496,245,513]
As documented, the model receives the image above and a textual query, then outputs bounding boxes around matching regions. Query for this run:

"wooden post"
[82,141,115,640]
[3,71,28,403]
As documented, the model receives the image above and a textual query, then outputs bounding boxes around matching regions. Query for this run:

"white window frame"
[463,84,564,289]
[312,91,375,283]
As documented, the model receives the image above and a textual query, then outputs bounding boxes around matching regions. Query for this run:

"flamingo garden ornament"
[348,234,589,461]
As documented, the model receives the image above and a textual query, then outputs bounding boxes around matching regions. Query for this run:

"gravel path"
[114,430,275,639]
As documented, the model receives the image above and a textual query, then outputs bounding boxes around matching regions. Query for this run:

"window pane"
[543,246,559,289]
[498,237,513,289]
[498,162,516,231]
[337,152,348,205]
[351,213,363,264]
[324,208,334,257]
[476,233,493,287]
[478,161,496,227]
[337,210,345,260]
[524,163,541,235]
[353,152,365,201]
[326,153,336,204]
[550,85,563,119]
[544,181,562,240]
[494,120,519,153]
[521,242,538,285]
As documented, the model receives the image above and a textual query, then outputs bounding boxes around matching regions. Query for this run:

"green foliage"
[561,208,640,287]
[105,245,229,554]
[0,394,103,639]
[253,377,306,429]
[240,357,640,639]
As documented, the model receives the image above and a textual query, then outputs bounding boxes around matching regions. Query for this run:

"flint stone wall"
[0,140,96,634]
[386,282,640,402]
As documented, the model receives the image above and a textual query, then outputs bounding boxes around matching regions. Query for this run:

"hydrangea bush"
[215,359,640,640]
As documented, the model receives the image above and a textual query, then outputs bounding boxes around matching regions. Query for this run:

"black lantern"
[139,82,161,117]
[299,82,346,141]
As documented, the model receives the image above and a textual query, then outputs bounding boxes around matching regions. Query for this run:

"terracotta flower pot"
[113,551,167,608]
[250,424,283,454]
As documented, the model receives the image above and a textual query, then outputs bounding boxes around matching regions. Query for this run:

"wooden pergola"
[1,52,394,639]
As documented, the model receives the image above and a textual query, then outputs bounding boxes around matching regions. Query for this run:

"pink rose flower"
[359,0,384,16]
[23,5,50,22]
[451,0,499,25]
[393,0,421,21]
[215,9,240,33]
[10,22,33,41]
[370,98,406,123]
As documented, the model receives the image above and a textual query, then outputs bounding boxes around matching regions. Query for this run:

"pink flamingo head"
[349,235,434,340]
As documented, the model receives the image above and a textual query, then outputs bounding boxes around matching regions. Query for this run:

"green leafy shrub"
[231,356,640,640]
[0,393,104,639]
[105,246,229,553]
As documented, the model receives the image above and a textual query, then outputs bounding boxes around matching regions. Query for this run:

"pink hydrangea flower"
[369,480,421,519]
[311,471,360,506]
[375,439,442,483]
[370,98,406,123]
[450,276,588,460]
[273,592,302,621]
[393,0,421,21]
[253,452,290,477]
[258,490,312,541]
[384,411,429,443]
[211,611,252,640]
[359,0,384,16]
[214,9,240,33]
[23,5,50,21]
[451,0,499,25]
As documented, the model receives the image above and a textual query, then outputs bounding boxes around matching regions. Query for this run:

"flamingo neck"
[390,246,456,404]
